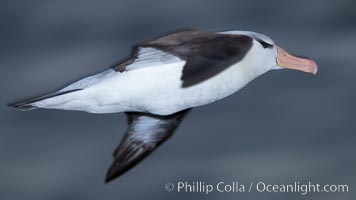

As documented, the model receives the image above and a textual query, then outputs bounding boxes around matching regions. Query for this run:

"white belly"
[78,61,257,115]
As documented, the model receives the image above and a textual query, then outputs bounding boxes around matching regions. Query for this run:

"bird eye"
[256,39,273,49]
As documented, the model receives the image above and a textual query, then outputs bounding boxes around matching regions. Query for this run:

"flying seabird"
[8,29,318,183]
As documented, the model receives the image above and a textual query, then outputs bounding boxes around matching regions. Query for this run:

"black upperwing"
[112,29,253,87]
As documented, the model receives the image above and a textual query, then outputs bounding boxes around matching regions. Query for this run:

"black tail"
[7,89,82,111]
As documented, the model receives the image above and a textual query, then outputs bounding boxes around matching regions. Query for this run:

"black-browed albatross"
[8,29,318,183]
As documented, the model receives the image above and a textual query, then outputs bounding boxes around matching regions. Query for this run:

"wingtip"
[6,102,15,108]
[104,175,117,184]
[7,101,19,108]
[104,166,121,184]
[6,101,36,111]
[104,176,113,184]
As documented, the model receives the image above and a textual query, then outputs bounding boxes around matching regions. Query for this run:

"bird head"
[222,30,318,75]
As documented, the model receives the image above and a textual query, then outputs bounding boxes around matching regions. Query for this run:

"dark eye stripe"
[256,39,273,49]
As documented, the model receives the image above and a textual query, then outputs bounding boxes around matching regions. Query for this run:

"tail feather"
[7,89,82,111]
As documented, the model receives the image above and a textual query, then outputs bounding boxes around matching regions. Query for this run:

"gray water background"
[0,0,355,199]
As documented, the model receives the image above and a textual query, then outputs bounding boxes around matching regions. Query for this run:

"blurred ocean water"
[0,0,355,199]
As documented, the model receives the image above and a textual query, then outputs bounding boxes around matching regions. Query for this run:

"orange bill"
[277,47,318,74]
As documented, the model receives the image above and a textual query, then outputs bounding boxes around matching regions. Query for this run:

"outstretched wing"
[105,109,190,183]
[112,29,253,87]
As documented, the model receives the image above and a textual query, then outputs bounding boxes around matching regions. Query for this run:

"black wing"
[105,109,190,183]
[180,35,253,87]
[112,29,253,87]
